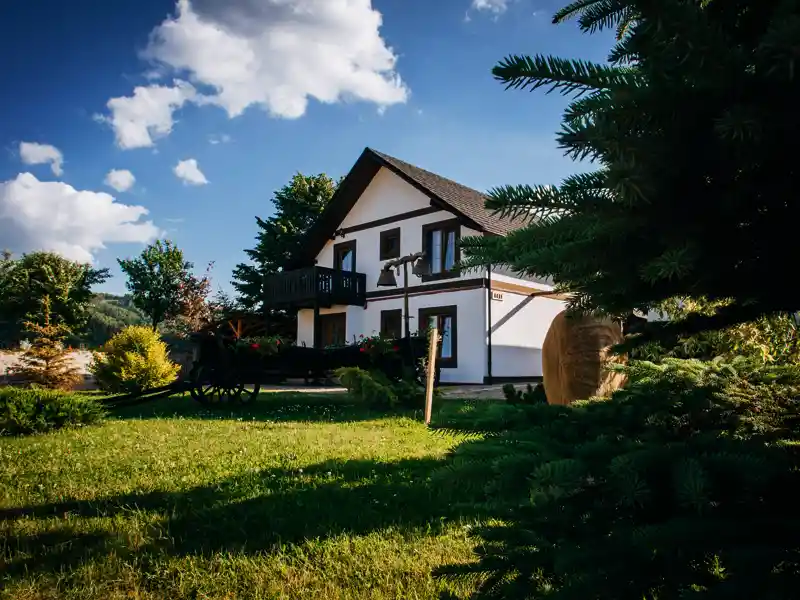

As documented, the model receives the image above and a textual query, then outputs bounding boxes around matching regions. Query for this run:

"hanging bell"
[376,266,398,287]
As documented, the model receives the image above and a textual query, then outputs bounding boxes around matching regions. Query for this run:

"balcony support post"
[312,300,321,350]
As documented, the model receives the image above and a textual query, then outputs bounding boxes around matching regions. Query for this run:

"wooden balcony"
[263,266,367,309]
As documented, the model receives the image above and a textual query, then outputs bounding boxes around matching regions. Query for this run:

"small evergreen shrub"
[502,382,548,405]
[335,366,428,410]
[335,366,397,408]
[90,326,180,393]
[18,296,82,390]
[0,387,106,435]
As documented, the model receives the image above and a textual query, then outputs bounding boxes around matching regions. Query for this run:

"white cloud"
[0,173,160,263]
[208,133,232,145]
[173,158,208,185]
[18,142,64,176]
[104,169,136,192]
[471,0,510,14]
[102,0,408,148]
[101,80,197,149]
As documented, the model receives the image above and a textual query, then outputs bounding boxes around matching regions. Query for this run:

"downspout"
[486,264,493,385]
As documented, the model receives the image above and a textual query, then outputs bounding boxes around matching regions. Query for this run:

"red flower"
[276,339,281,345]
[392,346,399,352]
[359,347,366,353]
[251,343,260,349]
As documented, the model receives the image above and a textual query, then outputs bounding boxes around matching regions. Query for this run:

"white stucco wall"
[488,290,565,378]
[363,288,487,384]
[315,167,484,293]
[298,288,487,384]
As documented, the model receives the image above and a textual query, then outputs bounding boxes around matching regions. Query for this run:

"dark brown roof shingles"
[369,149,524,235]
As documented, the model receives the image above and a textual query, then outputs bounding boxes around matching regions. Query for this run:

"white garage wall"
[488,291,565,378]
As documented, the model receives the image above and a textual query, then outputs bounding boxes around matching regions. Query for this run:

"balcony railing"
[263,266,367,309]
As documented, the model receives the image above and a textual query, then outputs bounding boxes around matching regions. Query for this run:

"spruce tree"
[435,1,800,598]
[19,295,81,390]
[460,0,800,347]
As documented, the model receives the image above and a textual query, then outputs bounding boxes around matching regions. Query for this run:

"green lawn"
[0,393,493,600]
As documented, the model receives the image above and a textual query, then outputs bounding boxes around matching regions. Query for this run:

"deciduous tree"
[118,240,193,331]
[0,251,108,343]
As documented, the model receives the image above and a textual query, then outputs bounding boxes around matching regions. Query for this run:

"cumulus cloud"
[100,80,197,149]
[0,173,160,263]
[471,0,510,14]
[173,159,208,185]
[18,142,64,176]
[102,0,408,148]
[104,169,136,192]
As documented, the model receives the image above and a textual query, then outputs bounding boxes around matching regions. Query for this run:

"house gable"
[338,167,435,229]
[314,168,481,293]
[291,147,522,268]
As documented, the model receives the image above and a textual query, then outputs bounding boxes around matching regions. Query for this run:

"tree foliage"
[118,240,194,331]
[459,0,800,348]
[232,173,337,334]
[162,261,215,338]
[18,295,82,390]
[0,251,108,343]
[435,358,800,599]
[632,297,800,364]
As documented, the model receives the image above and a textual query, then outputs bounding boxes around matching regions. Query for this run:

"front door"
[319,313,347,348]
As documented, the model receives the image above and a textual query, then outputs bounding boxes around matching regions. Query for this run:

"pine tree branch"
[492,54,636,97]
[484,184,578,222]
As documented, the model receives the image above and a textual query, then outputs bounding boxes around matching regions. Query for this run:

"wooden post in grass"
[424,326,438,425]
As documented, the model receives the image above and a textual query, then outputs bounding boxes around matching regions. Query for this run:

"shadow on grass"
[1,430,508,582]
[110,392,421,424]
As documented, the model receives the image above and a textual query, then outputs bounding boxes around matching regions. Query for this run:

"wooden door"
[319,313,347,348]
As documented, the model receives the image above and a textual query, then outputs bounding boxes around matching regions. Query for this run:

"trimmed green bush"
[90,326,180,393]
[335,367,428,410]
[0,387,106,436]
[335,367,397,408]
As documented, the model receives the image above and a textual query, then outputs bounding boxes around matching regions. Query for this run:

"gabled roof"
[293,147,521,266]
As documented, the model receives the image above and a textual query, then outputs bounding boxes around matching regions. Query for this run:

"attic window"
[379,228,401,260]
[422,219,460,281]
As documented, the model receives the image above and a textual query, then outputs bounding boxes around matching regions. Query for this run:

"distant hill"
[80,293,147,347]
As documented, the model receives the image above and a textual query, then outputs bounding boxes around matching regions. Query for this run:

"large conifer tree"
[460,0,800,346]
[232,173,336,335]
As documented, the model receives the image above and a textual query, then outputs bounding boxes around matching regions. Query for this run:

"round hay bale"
[542,310,626,405]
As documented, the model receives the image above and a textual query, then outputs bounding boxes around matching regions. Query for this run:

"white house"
[264,148,567,384]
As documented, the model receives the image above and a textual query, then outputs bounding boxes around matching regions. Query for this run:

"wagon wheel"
[189,364,239,404]
[189,364,261,405]
[238,381,261,404]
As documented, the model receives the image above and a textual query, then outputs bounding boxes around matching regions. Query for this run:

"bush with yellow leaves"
[90,326,180,393]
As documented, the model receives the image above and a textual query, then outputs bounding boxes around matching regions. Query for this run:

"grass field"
[0,393,495,599]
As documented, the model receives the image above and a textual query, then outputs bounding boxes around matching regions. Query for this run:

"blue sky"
[0,0,614,296]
